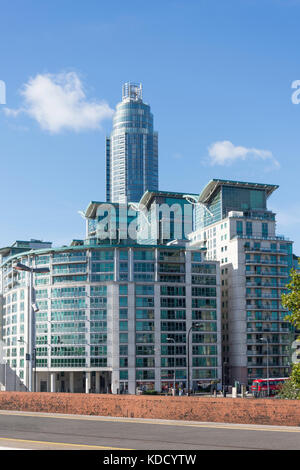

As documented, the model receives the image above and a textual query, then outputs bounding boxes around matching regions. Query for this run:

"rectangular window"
[119,285,128,295]
[119,333,128,343]
[236,221,243,236]
[262,223,268,238]
[246,222,252,236]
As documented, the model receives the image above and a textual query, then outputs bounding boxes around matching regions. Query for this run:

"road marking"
[0,437,132,450]
[0,446,27,450]
[0,410,299,434]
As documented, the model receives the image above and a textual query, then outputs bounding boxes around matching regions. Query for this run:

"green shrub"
[277,364,300,399]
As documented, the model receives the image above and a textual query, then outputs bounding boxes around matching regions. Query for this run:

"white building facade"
[0,242,221,394]
[189,180,293,385]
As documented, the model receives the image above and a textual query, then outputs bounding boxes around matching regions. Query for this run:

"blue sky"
[0,0,300,252]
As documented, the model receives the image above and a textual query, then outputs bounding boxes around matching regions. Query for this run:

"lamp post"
[260,337,269,397]
[167,337,176,394]
[13,262,50,392]
[187,322,202,396]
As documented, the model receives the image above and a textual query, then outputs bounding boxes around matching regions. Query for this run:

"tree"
[279,262,300,399]
[282,266,300,329]
[277,364,300,399]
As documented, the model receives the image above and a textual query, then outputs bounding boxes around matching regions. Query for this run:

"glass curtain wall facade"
[195,180,277,231]
[106,83,158,204]
[0,243,221,394]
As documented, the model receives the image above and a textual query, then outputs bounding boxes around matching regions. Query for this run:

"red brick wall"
[0,392,300,426]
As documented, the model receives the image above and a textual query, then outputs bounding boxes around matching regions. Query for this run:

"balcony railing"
[52,257,87,264]
[246,271,288,277]
[245,259,288,266]
[246,282,287,288]
[246,305,288,311]
[244,247,289,255]
[246,294,283,299]
[232,234,290,241]
[247,339,291,345]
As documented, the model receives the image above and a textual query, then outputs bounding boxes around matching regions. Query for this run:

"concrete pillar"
[85,372,91,394]
[111,370,119,394]
[128,282,135,395]
[69,372,74,393]
[50,372,56,393]
[154,282,161,393]
[114,248,119,281]
[95,372,100,393]
[128,373,136,395]
[129,248,133,282]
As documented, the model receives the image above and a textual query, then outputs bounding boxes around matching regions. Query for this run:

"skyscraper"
[106,82,158,204]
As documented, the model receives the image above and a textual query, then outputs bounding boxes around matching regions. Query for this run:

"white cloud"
[208,140,280,169]
[4,71,114,133]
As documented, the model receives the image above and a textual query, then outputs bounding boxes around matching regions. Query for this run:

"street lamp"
[167,337,176,394]
[13,262,50,392]
[187,322,202,396]
[260,337,269,397]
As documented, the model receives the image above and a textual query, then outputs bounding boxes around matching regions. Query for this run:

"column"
[129,248,133,282]
[50,372,56,393]
[128,283,135,395]
[69,372,74,393]
[114,248,119,281]
[154,283,161,393]
[85,372,91,394]
[95,372,100,393]
[185,250,192,392]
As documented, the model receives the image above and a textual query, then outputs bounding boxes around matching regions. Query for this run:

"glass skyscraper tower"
[106,82,158,203]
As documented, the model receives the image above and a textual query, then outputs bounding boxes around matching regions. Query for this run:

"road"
[0,410,299,450]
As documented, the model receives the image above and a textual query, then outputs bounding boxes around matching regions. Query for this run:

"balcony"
[52,266,88,275]
[246,293,282,299]
[248,315,289,322]
[245,259,288,266]
[247,350,289,357]
[244,247,289,255]
[52,256,87,264]
[247,338,290,345]
[158,265,185,274]
[246,304,288,311]
[246,282,286,288]
[232,234,289,242]
[246,271,288,277]
[159,254,186,263]
[247,361,286,367]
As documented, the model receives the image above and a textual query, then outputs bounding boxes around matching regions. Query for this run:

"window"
[119,321,128,331]
[262,223,268,238]
[119,333,128,343]
[236,221,243,236]
[246,222,252,236]
[134,251,154,260]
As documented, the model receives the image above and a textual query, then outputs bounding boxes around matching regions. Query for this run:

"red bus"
[251,377,289,397]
